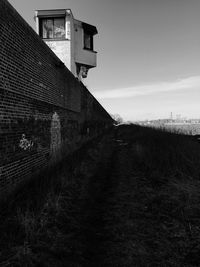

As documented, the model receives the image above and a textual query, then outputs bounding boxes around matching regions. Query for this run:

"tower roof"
[36,9,72,18]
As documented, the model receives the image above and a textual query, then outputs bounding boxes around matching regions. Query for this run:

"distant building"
[35,9,98,80]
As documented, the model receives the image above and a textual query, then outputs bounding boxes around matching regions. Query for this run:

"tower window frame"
[39,17,66,40]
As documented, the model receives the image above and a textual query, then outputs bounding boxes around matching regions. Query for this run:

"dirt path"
[80,128,148,266]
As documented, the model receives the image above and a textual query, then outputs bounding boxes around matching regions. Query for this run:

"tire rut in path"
[81,135,118,267]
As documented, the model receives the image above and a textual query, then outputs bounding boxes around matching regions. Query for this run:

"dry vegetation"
[163,123,200,135]
[1,125,200,266]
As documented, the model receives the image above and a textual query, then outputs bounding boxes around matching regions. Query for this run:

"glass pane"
[84,33,92,49]
[42,19,53,39]
[54,18,65,39]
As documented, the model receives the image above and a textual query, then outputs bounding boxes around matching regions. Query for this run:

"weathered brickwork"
[0,0,113,199]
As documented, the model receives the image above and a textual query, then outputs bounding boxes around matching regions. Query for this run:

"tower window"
[40,18,65,39]
[84,30,93,50]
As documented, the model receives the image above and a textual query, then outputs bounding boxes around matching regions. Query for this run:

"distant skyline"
[8,0,200,121]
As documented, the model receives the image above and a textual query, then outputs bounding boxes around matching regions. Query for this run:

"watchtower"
[35,9,98,80]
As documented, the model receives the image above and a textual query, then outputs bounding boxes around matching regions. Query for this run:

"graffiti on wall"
[19,134,34,151]
[50,112,61,157]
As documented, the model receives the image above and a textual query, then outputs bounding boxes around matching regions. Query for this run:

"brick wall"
[0,0,113,199]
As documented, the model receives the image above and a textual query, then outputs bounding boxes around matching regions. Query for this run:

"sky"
[8,0,200,121]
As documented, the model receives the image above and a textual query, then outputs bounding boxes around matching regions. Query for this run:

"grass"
[0,135,108,267]
[115,125,200,266]
[1,125,200,266]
